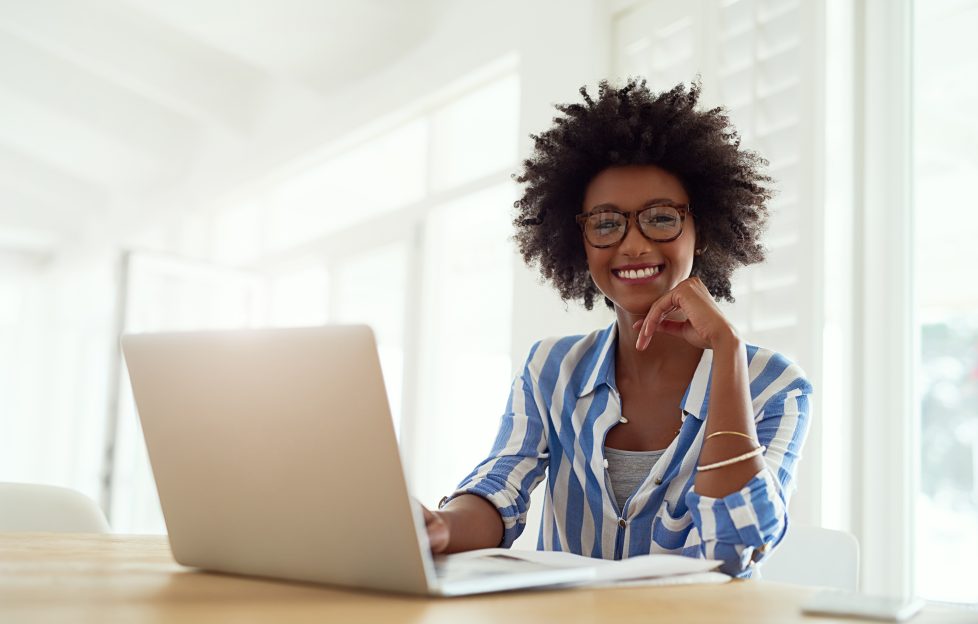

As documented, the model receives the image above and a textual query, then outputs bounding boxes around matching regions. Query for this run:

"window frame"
[851,0,916,598]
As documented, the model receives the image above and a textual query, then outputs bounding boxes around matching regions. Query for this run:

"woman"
[422,79,812,577]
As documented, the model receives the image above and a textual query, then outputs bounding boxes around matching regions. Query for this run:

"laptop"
[121,325,594,596]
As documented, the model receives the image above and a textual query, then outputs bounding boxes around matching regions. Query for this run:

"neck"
[614,307,703,383]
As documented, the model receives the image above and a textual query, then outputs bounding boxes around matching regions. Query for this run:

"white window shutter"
[614,0,823,526]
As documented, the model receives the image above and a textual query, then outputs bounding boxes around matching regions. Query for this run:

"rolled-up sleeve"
[686,373,813,576]
[447,348,550,547]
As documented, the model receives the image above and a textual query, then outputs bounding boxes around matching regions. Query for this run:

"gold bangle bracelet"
[696,446,766,472]
[705,430,757,443]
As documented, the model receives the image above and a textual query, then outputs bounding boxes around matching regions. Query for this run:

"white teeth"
[616,266,660,279]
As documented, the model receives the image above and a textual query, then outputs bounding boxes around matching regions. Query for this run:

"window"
[913,0,978,604]
[266,121,428,252]
[331,241,409,434]
[107,65,521,533]
[409,183,515,506]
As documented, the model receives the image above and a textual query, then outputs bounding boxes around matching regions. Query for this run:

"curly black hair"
[513,79,772,310]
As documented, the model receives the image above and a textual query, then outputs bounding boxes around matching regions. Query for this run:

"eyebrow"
[586,198,683,212]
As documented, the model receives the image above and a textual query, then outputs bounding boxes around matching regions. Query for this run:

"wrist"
[709,325,743,352]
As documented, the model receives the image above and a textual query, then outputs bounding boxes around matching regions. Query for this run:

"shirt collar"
[574,321,714,422]
[575,322,618,398]
[679,349,713,421]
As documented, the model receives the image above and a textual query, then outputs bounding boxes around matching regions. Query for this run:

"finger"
[638,292,673,342]
[427,514,450,553]
[636,304,663,351]
[657,305,679,329]
[644,293,681,338]
[639,303,677,349]
[636,313,653,350]
[655,319,687,338]
[638,305,672,350]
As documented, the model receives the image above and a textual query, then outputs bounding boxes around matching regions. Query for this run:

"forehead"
[582,165,688,210]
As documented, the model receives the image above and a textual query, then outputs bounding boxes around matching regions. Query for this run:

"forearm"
[437,494,505,553]
[686,336,812,574]
[694,332,764,498]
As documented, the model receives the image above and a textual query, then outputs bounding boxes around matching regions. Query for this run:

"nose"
[619,217,655,256]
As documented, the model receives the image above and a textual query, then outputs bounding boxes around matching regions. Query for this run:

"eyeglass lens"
[584,206,683,245]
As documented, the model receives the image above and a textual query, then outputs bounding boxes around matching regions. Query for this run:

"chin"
[610,297,655,318]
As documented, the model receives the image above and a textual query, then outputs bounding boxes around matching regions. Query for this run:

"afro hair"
[513,78,772,309]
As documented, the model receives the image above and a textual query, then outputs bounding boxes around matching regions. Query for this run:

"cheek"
[583,247,611,275]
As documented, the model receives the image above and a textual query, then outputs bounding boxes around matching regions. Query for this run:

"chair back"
[0,482,110,533]
[760,525,859,590]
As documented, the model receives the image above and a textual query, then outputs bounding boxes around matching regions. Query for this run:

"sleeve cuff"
[686,468,787,549]
[446,480,526,548]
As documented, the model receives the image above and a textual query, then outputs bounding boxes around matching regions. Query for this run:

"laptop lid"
[121,325,436,595]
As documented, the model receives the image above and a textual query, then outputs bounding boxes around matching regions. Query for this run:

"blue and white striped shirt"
[450,322,812,577]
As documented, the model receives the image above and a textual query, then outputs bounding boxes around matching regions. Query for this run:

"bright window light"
[913,0,978,604]
[266,121,427,252]
[410,182,515,506]
[429,74,520,192]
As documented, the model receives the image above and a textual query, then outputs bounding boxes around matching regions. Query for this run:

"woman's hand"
[419,494,503,554]
[633,276,739,351]
[421,504,451,554]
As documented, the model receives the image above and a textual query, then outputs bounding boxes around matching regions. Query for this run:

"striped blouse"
[449,322,812,577]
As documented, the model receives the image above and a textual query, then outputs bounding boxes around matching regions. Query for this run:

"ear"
[692,228,708,256]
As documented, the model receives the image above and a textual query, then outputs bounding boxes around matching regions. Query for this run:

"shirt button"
[618,518,627,529]
[603,459,609,469]
[654,477,662,485]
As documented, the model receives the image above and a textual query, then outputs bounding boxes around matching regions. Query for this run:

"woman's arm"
[423,494,504,554]
[685,367,812,576]
[637,278,813,575]
[693,330,764,497]
[636,277,765,496]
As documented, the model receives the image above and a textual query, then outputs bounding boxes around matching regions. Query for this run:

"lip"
[612,263,664,284]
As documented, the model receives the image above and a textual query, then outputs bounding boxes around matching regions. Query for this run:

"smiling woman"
[578,166,695,317]
[421,80,812,578]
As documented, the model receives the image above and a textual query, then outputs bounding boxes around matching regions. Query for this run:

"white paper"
[593,571,732,588]
[446,548,726,584]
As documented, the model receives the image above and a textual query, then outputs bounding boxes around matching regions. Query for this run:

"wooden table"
[1,533,972,623]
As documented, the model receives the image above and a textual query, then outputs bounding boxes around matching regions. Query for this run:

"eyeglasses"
[575,201,692,248]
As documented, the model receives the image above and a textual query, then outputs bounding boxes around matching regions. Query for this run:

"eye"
[640,208,681,228]
[588,214,624,233]
[649,215,679,227]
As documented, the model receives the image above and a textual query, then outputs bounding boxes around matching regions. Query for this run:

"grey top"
[604,446,667,512]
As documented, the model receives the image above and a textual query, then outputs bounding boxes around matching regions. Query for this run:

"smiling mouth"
[612,265,662,281]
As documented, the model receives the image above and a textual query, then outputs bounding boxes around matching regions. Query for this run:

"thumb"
[425,510,450,554]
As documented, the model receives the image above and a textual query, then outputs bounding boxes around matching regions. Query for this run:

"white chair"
[759,525,859,590]
[0,482,111,533]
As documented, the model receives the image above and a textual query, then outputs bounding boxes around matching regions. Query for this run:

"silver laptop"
[121,325,593,596]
